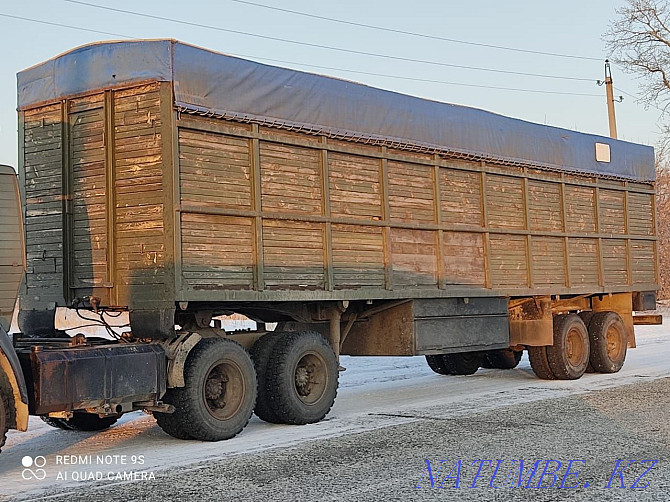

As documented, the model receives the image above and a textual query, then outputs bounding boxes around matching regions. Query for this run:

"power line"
[614,86,666,113]
[249,56,602,97]
[230,0,602,62]
[60,0,596,82]
[0,13,131,38]
[2,11,601,98]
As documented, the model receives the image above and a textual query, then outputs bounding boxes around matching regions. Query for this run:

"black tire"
[528,346,556,380]
[484,349,523,369]
[546,314,589,380]
[250,332,285,423]
[0,387,8,453]
[441,352,482,375]
[159,338,257,441]
[40,416,71,430]
[578,312,597,374]
[61,413,118,432]
[153,390,193,440]
[265,331,338,425]
[425,355,451,375]
[578,311,595,327]
[587,311,627,373]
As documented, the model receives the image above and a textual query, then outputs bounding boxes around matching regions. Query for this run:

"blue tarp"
[17,39,655,182]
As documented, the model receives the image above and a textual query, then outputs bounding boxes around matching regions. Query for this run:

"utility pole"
[604,59,618,139]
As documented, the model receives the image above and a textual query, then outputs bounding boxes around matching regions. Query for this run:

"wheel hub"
[205,369,229,410]
[606,326,623,359]
[293,352,328,405]
[295,365,313,397]
[566,328,585,366]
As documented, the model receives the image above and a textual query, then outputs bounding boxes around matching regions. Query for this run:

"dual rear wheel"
[155,331,339,440]
[251,331,338,425]
[529,311,627,380]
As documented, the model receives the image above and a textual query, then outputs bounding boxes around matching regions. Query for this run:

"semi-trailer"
[0,39,661,449]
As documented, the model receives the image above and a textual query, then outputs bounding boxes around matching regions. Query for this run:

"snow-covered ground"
[0,316,667,499]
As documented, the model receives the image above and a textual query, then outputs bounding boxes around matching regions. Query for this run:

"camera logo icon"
[21,456,47,480]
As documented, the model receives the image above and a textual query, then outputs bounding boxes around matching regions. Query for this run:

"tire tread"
[163,338,256,441]
[265,331,338,425]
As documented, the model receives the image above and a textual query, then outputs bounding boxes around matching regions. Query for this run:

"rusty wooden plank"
[380,147,392,290]
[522,174,533,288]
[61,100,72,303]
[433,161,445,289]
[250,124,264,291]
[480,168,492,289]
[560,179,570,288]
[104,90,116,297]
[320,137,334,291]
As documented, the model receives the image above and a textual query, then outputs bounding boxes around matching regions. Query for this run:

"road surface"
[0,319,667,501]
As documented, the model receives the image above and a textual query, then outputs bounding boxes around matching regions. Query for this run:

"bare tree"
[656,147,670,300]
[605,0,670,111]
[606,1,670,300]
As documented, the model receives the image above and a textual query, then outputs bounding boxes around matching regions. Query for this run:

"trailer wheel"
[587,311,627,373]
[546,314,589,380]
[425,355,451,375]
[166,338,257,441]
[265,331,338,425]
[528,346,556,380]
[250,332,285,423]
[578,312,597,373]
[0,387,8,453]
[484,349,523,369]
[441,352,482,375]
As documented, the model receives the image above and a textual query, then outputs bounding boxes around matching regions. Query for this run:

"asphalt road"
[1,319,668,501]
[28,376,670,502]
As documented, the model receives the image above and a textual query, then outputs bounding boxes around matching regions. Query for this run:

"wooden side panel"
[388,161,435,223]
[164,113,657,299]
[391,229,437,286]
[0,172,24,329]
[568,238,599,286]
[440,169,482,226]
[602,239,628,285]
[263,220,324,289]
[630,240,655,284]
[260,143,321,214]
[489,235,528,287]
[599,189,626,234]
[331,224,384,288]
[486,174,524,229]
[113,85,166,299]
[70,95,106,287]
[528,180,562,231]
[565,185,596,232]
[627,192,654,236]
[181,214,254,290]
[531,236,565,285]
[179,129,252,210]
[329,153,381,220]
[442,231,485,285]
[22,104,64,305]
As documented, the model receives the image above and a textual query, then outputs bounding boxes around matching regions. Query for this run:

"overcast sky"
[0,0,664,167]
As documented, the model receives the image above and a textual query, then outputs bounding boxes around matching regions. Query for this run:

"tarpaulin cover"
[17,39,655,182]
